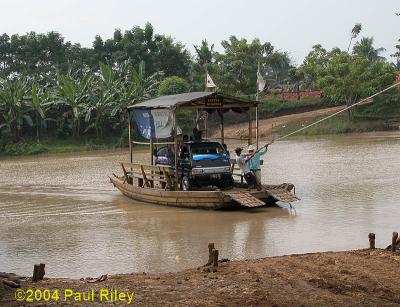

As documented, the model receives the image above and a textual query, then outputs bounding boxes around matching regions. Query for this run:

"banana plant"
[57,70,93,137]
[0,78,31,142]
[111,60,162,124]
[29,83,56,140]
[84,62,120,137]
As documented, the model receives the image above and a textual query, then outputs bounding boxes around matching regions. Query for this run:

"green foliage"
[0,25,399,155]
[317,52,395,105]
[355,92,400,119]
[211,36,292,94]
[158,76,189,95]
[0,142,48,156]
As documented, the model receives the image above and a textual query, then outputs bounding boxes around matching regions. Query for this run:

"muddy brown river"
[1,132,399,278]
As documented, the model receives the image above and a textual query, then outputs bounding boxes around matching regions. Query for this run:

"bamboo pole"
[149,138,154,166]
[220,110,224,144]
[255,105,259,150]
[173,109,179,190]
[128,110,133,163]
[248,108,252,146]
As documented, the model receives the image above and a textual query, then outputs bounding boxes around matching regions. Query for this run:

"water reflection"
[0,132,399,278]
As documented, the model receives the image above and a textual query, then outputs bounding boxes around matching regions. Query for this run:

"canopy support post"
[248,108,252,146]
[149,138,153,166]
[173,109,179,190]
[204,110,208,139]
[255,105,259,150]
[219,109,224,144]
[128,110,133,163]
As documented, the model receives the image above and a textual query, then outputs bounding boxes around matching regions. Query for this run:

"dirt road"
[2,249,400,306]
[215,106,344,140]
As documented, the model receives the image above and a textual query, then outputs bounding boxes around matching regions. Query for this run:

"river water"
[1,132,399,278]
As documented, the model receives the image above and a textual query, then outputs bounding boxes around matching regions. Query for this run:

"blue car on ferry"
[155,141,233,191]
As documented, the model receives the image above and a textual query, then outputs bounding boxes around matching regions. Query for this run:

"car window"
[191,143,225,155]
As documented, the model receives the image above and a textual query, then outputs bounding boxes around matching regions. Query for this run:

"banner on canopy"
[134,109,181,139]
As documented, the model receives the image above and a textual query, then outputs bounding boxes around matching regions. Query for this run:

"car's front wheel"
[181,176,191,191]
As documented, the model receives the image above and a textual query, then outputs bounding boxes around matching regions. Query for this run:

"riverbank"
[2,249,400,306]
[0,136,124,157]
[219,105,399,140]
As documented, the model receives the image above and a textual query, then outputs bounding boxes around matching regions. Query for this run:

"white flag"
[206,72,216,88]
[257,70,266,92]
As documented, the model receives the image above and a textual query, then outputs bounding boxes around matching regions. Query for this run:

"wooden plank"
[224,191,265,208]
[265,188,299,203]
[140,165,151,188]
[121,162,129,182]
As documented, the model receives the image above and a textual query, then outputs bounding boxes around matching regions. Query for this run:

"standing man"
[246,142,272,190]
[235,147,256,189]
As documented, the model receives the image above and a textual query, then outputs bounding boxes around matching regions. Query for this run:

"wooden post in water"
[368,233,375,249]
[39,263,45,280]
[32,263,45,282]
[207,243,215,265]
[212,249,219,267]
[392,232,398,252]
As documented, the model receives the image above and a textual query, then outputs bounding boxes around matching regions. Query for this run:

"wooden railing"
[120,162,177,190]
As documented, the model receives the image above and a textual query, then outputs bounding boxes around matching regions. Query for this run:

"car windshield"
[190,143,225,156]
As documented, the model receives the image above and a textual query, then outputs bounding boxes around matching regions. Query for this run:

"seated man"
[192,127,202,141]
[235,147,256,189]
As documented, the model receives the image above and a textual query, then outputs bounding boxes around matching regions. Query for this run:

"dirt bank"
[215,106,344,140]
[2,249,400,306]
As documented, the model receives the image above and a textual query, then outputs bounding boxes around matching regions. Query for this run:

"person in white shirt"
[235,147,256,188]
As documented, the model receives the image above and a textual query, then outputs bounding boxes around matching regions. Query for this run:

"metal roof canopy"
[127,92,258,110]
[127,91,260,175]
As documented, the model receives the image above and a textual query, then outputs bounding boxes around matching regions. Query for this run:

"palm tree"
[194,40,214,68]
[347,23,362,53]
[267,51,292,84]
[353,37,386,61]
[391,39,400,69]
[194,40,214,89]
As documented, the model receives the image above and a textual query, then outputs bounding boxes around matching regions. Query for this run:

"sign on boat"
[110,91,299,209]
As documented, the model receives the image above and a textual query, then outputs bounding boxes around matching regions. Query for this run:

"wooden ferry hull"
[110,175,278,209]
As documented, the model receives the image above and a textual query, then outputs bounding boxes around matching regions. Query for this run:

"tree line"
[0,22,399,144]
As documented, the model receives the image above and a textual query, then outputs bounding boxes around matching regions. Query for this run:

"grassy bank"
[0,136,125,157]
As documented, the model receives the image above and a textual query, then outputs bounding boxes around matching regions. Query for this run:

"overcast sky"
[1,0,399,64]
